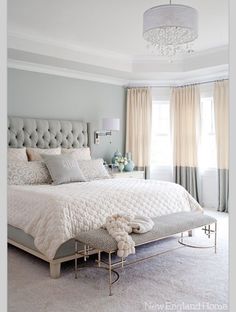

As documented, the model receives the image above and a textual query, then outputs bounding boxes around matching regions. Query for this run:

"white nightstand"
[111,170,145,179]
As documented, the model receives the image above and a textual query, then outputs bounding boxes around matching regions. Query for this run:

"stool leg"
[75,240,78,279]
[214,222,217,254]
[208,225,211,238]
[98,251,101,268]
[121,257,124,269]
[108,252,112,296]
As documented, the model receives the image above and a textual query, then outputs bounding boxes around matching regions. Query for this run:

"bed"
[8,117,202,278]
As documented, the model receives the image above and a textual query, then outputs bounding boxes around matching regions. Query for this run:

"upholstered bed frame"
[8,116,91,278]
[8,116,89,149]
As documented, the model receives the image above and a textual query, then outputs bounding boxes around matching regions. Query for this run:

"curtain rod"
[126,78,229,89]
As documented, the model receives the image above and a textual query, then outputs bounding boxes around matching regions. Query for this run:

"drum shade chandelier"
[143,0,198,57]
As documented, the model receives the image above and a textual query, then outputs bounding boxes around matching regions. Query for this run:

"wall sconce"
[94,118,120,144]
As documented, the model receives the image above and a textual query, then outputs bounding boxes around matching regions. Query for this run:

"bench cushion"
[76,212,216,252]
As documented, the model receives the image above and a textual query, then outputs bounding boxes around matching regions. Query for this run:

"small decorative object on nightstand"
[113,155,128,172]
[124,152,135,172]
[111,149,122,164]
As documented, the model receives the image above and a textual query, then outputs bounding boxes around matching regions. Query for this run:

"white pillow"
[27,147,61,161]
[8,161,52,185]
[78,159,110,181]
[61,147,91,160]
[8,148,28,162]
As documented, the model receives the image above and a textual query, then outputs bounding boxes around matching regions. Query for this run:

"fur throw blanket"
[103,214,154,258]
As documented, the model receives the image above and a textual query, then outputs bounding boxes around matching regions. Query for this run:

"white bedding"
[8,178,202,260]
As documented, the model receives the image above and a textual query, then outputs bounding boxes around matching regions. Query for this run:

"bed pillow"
[27,147,61,161]
[42,154,86,185]
[78,159,110,181]
[62,147,91,160]
[8,161,52,185]
[8,148,28,162]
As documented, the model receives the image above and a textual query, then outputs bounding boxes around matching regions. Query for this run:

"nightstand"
[111,170,145,179]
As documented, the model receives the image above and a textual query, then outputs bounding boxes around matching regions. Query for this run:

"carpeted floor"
[8,210,228,312]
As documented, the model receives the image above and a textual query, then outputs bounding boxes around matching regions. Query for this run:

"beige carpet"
[8,210,228,312]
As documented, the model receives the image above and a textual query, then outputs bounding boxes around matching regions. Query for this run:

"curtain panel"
[170,85,200,201]
[214,80,229,212]
[125,88,152,172]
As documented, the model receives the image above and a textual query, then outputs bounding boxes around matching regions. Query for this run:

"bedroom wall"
[8,68,126,162]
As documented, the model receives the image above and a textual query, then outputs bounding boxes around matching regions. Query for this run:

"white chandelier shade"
[143,4,198,57]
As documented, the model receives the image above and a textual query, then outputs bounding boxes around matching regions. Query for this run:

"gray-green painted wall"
[8,68,126,162]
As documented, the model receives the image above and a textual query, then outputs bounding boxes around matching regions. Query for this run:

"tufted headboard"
[8,117,89,149]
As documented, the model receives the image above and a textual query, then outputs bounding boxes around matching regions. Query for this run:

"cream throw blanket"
[103,214,154,258]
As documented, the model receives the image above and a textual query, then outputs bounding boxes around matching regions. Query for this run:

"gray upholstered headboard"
[8,117,89,149]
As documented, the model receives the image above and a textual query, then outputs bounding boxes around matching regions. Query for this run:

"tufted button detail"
[8,127,10,130]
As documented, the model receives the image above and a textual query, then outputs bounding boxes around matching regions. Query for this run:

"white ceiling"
[7,0,229,85]
[8,0,228,56]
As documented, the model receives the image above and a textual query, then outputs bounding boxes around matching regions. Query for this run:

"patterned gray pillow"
[78,159,110,181]
[8,161,52,185]
[42,154,86,185]
[8,148,28,162]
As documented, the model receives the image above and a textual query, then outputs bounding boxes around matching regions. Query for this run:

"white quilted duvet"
[8,178,202,260]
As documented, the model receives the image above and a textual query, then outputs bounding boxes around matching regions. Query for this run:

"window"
[151,96,217,170]
[199,97,217,169]
[151,100,172,167]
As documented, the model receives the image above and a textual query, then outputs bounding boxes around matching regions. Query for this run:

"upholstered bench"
[75,211,217,295]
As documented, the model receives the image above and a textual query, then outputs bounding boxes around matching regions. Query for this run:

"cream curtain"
[214,80,229,212]
[170,85,200,201]
[125,88,152,170]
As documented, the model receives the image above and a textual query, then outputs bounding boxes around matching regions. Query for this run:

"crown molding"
[8,31,229,87]
[127,64,229,87]
[8,31,229,75]
[8,31,133,73]
[8,59,228,88]
[8,59,129,86]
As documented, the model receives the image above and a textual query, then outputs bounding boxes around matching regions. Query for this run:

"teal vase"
[112,150,122,164]
[124,159,135,172]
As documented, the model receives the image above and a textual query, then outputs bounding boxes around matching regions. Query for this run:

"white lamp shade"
[102,118,120,131]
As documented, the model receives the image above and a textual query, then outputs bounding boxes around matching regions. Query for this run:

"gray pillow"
[42,154,86,185]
